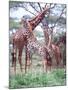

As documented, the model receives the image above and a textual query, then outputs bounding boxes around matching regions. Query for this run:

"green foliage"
[9,69,66,89]
[53,31,66,44]
[9,19,20,29]
[53,36,59,43]
[34,31,44,38]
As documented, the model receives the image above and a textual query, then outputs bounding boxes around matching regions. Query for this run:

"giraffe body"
[11,6,50,73]
[26,34,52,71]
[12,27,31,72]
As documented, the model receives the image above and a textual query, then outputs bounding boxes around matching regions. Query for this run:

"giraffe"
[26,33,52,72]
[43,25,62,67]
[11,6,50,72]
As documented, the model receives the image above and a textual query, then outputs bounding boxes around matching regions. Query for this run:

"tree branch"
[10,2,36,16]
[51,6,66,28]
[29,3,40,13]
[20,5,36,16]
[37,3,42,11]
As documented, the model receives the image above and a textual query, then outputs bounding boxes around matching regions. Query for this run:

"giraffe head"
[19,17,27,25]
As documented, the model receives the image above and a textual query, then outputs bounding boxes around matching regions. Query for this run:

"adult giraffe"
[43,25,62,67]
[25,32,52,72]
[11,6,51,73]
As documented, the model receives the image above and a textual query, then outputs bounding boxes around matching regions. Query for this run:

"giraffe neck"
[29,8,48,30]
[43,28,53,47]
[43,29,49,45]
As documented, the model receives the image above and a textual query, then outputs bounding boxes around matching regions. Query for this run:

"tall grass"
[9,69,66,89]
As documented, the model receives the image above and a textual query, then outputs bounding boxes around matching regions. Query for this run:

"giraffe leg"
[27,51,31,68]
[25,46,27,73]
[14,56,16,73]
[50,65,51,71]
[54,52,59,68]
[11,52,14,67]
[12,59,14,67]
[25,45,31,73]
[45,61,48,73]
[48,60,52,72]
[43,59,47,72]
[18,49,22,72]
[13,48,17,74]
[57,55,60,68]
[12,39,17,74]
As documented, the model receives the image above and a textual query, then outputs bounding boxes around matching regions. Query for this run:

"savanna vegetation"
[9,69,66,88]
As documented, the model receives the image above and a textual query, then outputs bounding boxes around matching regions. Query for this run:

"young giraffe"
[12,6,50,72]
[26,33,52,72]
[43,25,62,67]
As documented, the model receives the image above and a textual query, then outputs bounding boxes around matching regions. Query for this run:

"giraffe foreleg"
[11,52,14,67]
[13,47,17,74]
[18,49,23,72]
[55,52,59,68]
[25,44,31,73]
[42,59,47,72]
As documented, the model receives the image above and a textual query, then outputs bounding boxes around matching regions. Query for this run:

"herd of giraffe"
[11,6,62,73]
